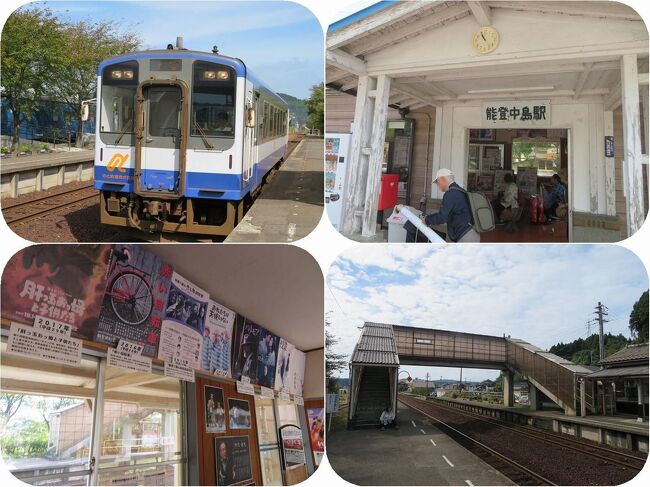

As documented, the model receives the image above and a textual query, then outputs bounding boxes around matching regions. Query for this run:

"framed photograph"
[204,386,226,433]
[470,128,495,141]
[476,174,494,192]
[214,436,253,486]
[228,398,252,429]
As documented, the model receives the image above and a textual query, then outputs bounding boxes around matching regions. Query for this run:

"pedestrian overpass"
[348,322,594,427]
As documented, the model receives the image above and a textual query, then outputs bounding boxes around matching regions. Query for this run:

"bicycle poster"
[0,245,112,340]
[158,271,208,370]
[201,299,236,378]
[95,245,172,357]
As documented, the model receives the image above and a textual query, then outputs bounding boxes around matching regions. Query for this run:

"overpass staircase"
[353,367,391,427]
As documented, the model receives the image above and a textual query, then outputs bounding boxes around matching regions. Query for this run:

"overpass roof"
[350,322,399,366]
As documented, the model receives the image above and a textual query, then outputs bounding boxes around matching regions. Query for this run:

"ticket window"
[254,397,283,486]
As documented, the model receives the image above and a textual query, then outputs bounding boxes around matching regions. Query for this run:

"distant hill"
[549,333,630,366]
[278,93,308,127]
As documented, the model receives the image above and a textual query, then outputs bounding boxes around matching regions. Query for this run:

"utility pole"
[459,367,463,390]
[594,301,609,362]
[426,372,430,397]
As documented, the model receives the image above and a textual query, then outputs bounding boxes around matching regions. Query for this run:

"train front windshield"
[99,61,138,144]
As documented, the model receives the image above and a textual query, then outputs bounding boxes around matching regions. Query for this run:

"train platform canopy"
[587,343,650,379]
[350,322,400,366]
[326,1,649,242]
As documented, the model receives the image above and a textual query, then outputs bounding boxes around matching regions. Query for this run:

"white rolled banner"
[395,205,446,243]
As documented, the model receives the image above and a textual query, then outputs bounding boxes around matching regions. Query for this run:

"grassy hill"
[549,333,630,366]
[278,92,308,127]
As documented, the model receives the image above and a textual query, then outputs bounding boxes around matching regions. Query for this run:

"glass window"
[191,61,236,138]
[100,61,138,136]
[263,103,270,138]
[254,398,282,486]
[147,86,181,138]
[512,139,561,178]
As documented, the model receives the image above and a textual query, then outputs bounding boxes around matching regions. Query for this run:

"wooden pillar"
[361,74,391,237]
[580,380,587,417]
[340,75,374,235]
[604,110,617,216]
[620,54,645,236]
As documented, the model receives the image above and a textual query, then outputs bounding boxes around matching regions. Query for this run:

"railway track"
[399,394,646,485]
[428,398,647,471]
[2,183,98,226]
[400,396,555,485]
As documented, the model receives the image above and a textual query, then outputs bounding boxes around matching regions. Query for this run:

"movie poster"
[256,328,280,389]
[227,398,251,429]
[231,316,260,383]
[0,245,111,340]
[306,408,325,466]
[204,386,226,433]
[287,348,306,396]
[95,245,173,357]
[201,300,236,378]
[158,272,208,370]
[275,339,294,392]
[214,436,253,486]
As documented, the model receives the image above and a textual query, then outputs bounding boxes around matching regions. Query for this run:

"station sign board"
[482,100,551,128]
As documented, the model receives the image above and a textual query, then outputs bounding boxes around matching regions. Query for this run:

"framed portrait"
[214,436,253,486]
[204,385,226,433]
[227,398,252,429]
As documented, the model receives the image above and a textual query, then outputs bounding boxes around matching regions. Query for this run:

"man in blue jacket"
[423,168,480,242]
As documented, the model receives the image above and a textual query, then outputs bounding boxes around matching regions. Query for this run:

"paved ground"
[226,137,323,242]
[328,403,514,486]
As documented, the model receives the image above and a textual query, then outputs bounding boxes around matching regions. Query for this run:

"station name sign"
[482,100,551,128]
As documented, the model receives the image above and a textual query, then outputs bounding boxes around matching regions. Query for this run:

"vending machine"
[325,133,351,230]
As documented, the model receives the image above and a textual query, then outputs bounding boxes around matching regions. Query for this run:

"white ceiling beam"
[104,372,168,392]
[326,49,366,76]
[409,103,428,110]
[639,73,649,85]
[605,81,622,110]
[349,4,470,56]
[421,81,457,99]
[327,1,439,50]
[491,1,643,21]
[573,62,594,99]
[456,88,609,101]
[467,1,492,25]
[340,80,359,91]
[326,69,351,84]
[392,81,440,108]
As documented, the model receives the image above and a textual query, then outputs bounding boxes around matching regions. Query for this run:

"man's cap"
[433,168,454,183]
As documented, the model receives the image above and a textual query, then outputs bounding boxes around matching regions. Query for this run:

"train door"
[135,80,188,196]
[242,85,256,186]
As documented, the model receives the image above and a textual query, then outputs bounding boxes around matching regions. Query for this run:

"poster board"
[231,316,280,387]
[274,339,306,396]
[306,408,324,466]
[95,245,172,357]
[1,245,111,340]
[214,436,253,486]
[279,425,306,469]
[201,300,236,377]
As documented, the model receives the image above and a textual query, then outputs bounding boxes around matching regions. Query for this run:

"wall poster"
[231,316,279,387]
[205,385,226,433]
[279,425,306,469]
[214,436,253,486]
[158,272,208,370]
[306,408,324,466]
[227,398,252,429]
[1,245,111,340]
[95,245,173,357]
[201,300,236,378]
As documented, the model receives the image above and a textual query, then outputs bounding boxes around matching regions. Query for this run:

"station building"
[326,1,649,242]
[0,244,324,486]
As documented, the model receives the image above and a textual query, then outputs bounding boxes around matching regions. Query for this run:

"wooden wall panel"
[196,376,262,486]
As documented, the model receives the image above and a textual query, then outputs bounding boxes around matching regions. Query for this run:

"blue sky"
[31,0,323,98]
[326,245,649,382]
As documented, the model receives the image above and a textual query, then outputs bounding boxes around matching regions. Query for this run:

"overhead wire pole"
[594,302,610,361]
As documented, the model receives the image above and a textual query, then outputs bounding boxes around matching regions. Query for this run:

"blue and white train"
[92,40,289,237]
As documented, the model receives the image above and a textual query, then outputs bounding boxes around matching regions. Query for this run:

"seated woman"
[379,406,397,430]
[494,172,519,221]
[544,174,566,223]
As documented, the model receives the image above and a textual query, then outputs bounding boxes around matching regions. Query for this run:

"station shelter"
[326,1,649,242]
[0,245,324,486]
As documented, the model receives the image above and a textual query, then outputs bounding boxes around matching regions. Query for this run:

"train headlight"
[216,70,229,80]
[111,70,123,79]
[202,70,229,81]
[122,70,134,80]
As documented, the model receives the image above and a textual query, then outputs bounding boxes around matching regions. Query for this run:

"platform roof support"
[604,110,617,216]
[620,54,646,237]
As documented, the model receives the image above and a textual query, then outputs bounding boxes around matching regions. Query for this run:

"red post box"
[378,174,399,210]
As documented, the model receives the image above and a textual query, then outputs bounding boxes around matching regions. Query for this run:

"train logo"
[106,153,129,173]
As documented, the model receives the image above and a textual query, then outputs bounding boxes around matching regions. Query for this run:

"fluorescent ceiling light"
[467,86,555,94]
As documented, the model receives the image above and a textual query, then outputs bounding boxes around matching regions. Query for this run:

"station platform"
[226,138,323,242]
[327,402,514,486]
[434,397,649,452]
[1,149,94,174]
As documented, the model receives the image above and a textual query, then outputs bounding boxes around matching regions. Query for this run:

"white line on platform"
[429,439,437,446]
[442,455,455,467]
[465,481,474,486]
[420,428,426,435]
[411,420,417,428]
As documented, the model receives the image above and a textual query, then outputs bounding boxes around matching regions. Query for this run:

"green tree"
[305,83,324,134]
[52,19,141,147]
[325,313,347,393]
[629,290,649,343]
[0,418,49,458]
[1,6,65,152]
[0,393,25,431]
